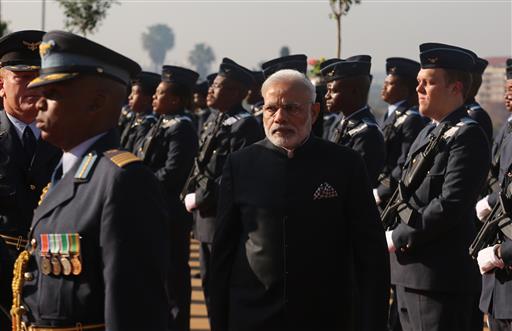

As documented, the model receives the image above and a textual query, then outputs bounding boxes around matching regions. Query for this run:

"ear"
[452,81,464,96]
[310,102,320,123]
[0,76,5,98]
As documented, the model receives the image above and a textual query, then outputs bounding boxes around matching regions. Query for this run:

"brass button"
[30,238,37,249]
[29,184,36,191]
[23,272,33,281]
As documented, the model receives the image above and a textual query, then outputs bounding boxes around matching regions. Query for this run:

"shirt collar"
[5,111,40,140]
[387,100,406,117]
[62,132,107,176]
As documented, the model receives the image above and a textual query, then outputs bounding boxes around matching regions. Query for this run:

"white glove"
[184,193,197,213]
[373,189,381,205]
[476,196,492,221]
[477,244,505,274]
[385,231,396,253]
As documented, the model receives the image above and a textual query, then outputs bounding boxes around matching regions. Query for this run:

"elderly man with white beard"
[208,69,390,331]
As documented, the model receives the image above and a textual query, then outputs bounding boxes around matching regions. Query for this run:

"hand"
[184,193,197,213]
[476,196,492,221]
[477,244,505,274]
[373,189,381,205]
[385,231,396,253]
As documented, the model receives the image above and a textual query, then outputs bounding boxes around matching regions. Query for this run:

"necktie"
[50,161,63,188]
[23,126,36,162]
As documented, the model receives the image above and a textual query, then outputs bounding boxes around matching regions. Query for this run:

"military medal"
[40,234,52,275]
[70,233,82,275]
[59,234,72,276]
[49,234,62,276]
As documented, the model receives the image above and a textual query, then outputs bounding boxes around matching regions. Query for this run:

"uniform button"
[24,272,33,281]
[30,238,37,247]
[29,184,36,191]
[213,150,217,154]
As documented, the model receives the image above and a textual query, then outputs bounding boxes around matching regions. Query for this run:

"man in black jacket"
[386,43,490,331]
[209,69,389,331]
[0,30,61,328]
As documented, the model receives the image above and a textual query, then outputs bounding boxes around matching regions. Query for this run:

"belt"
[0,234,28,250]
[22,322,105,331]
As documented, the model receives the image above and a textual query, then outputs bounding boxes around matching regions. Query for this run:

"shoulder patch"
[405,109,420,116]
[394,115,407,128]
[442,118,476,140]
[74,152,99,182]
[104,149,141,168]
[223,112,251,126]
[460,117,478,126]
[347,123,368,136]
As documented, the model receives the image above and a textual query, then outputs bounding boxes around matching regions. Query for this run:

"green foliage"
[329,0,361,17]
[142,24,175,72]
[56,0,118,36]
[0,21,9,38]
[188,43,215,79]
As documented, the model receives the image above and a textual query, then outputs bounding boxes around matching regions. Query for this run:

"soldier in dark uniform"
[192,80,211,135]
[183,58,263,313]
[322,57,385,187]
[476,59,512,331]
[117,104,133,135]
[374,57,425,208]
[120,71,159,153]
[135,65,199,331]
[466,57,493,144]
[386,43,490,331]
[317,58,341,140]
[246,70,264,115]
[209,68,390,331]
[375,57,425,331]
[13,30,170,331]
[0,30,61,329]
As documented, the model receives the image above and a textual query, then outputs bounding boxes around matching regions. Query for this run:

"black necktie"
[23,126,36,162]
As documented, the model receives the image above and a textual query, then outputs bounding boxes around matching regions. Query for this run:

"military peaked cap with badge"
[345,54,372,63]
[321,58,372,82]
[473,57,488,75]
[217,57,254,87]
[0,30,44,71]
[419,42,475,71]
[28,30,141,88]
[386,57,421,78]
[261,54,308,78]
[320,58,342,71]
[161,65,199,90]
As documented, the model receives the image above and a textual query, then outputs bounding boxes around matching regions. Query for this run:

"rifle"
[469,195,511,259]
[180,113,225,201]
[380,123,450,230]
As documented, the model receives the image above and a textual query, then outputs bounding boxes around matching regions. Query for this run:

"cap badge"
[389,67,397,74]
[39,40,55,58]
[428,57,438,64]
[23,41,41,52]
[328,69,335,77]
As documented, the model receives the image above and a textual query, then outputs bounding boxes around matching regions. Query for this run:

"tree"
[280,46,290,57]
[142,24,175,72]
[329,0,361,58]
[188,43,215,79]
[0,21,9,38]
[56,0,118,36]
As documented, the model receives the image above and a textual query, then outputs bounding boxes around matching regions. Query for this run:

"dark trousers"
[489,315,512,331]
[199,242,212,315]
[396,285,474,331]
[389,286,403,331]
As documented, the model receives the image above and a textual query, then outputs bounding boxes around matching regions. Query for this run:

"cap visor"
[28,72,79,88]
[3,65,40,72]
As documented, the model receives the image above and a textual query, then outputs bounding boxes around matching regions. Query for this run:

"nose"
[273,107,288,123]
[416,81,425,95]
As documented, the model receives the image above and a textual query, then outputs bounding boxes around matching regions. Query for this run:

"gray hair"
[261,69,316,103]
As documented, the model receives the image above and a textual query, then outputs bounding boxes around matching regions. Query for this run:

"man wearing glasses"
[209,69,389,331]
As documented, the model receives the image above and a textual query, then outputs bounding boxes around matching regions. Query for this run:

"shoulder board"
[442,118,477,139]
[144,114,157,122]
[222,112,251,126]
[405,109,420,116]
[467,103,481,111]
[103,149,141,168]
[74,152,99,182]
[347,123,368,136]
[394,115,407,128]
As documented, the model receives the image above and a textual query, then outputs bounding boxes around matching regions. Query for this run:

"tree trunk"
[336,15,341,58]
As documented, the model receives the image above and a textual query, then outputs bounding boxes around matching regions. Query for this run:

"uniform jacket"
[487,119,512,205]
[120,111,157,154]
[209,137,390,331]
[21,130,170,330]
[191,105,263,243]
[376,103,426,203]
[390,106,490,292]
[466,100,493,145]
[329,106,385,187]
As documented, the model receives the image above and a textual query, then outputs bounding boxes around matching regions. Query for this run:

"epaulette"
[74,152,99,183]
[442,117,477,139]
[223,112,251,126]
[161,115,191,129]
[347,122,368,136]
[405,109,420,116]
[103,149,141,168]
[467,103,482,111]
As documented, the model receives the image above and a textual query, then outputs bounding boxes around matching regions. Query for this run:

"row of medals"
[41,254,82,276]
